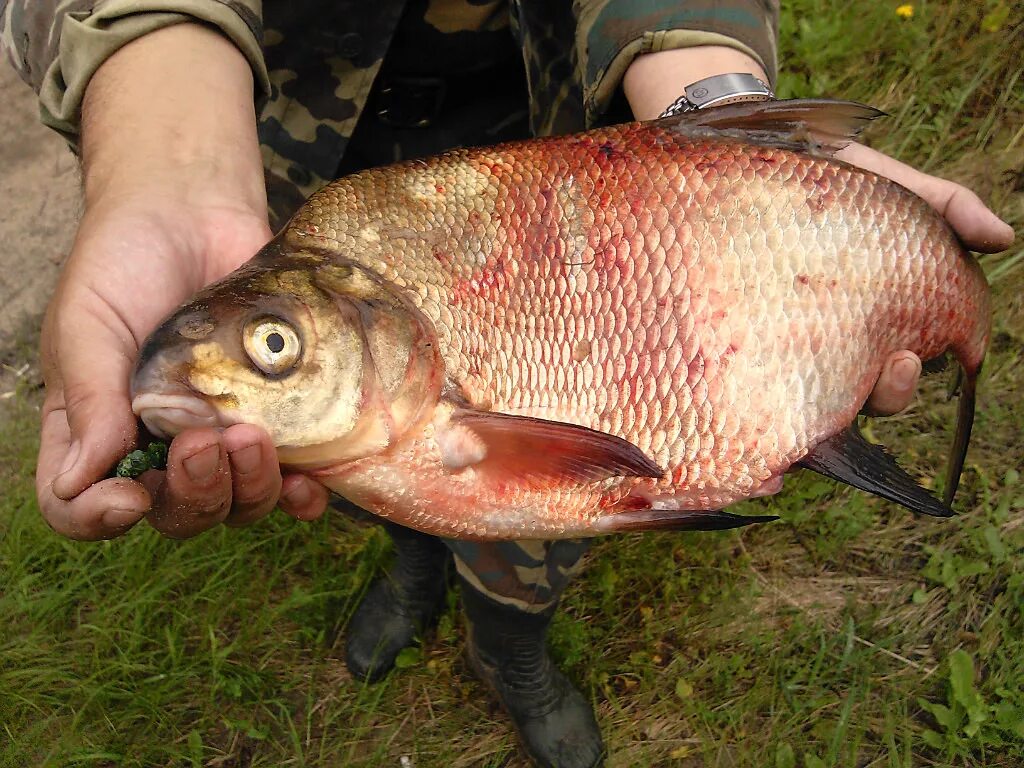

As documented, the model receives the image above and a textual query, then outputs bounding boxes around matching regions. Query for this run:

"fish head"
[131,243,443,470]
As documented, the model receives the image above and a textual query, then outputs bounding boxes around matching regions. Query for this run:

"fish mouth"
[131,392,222,439]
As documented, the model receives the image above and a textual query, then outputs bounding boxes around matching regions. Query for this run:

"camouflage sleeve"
[0,0,269,144]
[573,0,779,123]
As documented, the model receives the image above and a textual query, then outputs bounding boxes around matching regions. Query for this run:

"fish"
[130,99,991,540]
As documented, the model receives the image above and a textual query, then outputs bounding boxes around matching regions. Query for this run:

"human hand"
[36,25,329,541]
[838,143,1014,414]
[621,46,1014,416]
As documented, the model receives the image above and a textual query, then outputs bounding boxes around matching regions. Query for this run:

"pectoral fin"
[799,421,953,517]
[593,508,778,534]
[438,408,663,486]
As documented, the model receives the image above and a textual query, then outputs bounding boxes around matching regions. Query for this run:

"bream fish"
[131,99,991,540]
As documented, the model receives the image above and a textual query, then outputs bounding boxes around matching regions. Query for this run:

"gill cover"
[275,256,445,468]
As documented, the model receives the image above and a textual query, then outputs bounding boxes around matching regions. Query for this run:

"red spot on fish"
[686,354,705,386]
[435,184,445,194]
[615,493,651,512]
[807,192,837,213]
[796,274,810,286]
[453,258,507,303]
[750,148,779,165]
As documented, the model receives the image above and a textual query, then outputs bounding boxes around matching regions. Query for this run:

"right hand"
[35,24,329,540]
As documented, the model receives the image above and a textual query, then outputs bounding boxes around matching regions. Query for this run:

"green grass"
[2,0,1023,765]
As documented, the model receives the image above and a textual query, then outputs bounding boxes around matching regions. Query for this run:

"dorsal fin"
[655,98,886,158]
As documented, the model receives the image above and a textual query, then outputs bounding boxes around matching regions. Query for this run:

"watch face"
[685,73,774,109]
[659,74,774,118]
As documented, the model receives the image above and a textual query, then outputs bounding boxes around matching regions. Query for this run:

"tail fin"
[944,251,990,507]
[944,363,978,506]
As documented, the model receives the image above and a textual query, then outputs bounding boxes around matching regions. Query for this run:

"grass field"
[2,1,1023,766]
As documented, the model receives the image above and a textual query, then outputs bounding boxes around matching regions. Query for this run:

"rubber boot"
[345,523,450,683]
[461,581,605,768]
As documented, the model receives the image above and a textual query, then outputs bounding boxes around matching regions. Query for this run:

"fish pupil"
[266,332,285,354]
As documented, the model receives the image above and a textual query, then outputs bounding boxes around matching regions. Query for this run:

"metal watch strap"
[658,72,775,118]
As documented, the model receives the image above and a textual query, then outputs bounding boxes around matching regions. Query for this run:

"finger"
[222,424,283,527]
[836,144,1014,253]
[37,401,151,540]
[927,182,1015,254]
[864,351,921,416]
[147,428,232,538]
[278,475,329,522]
[48,298,139,500]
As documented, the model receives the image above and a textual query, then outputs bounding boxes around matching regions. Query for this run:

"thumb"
[50,304,140,500]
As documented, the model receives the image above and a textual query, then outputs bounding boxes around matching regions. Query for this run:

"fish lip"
[131,392,222,439]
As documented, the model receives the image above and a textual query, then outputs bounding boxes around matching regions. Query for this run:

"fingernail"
[230,443,262,475]
[103,508,142,529]
[282,481,311,508]
[58,440,81,479]
[183,444,221,482]
[892,357,919,390]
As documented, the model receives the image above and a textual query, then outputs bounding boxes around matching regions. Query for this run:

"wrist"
[81,23,266,218]
[623,46,770,120]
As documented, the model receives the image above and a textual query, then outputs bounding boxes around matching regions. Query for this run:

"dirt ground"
[0,62,79,354]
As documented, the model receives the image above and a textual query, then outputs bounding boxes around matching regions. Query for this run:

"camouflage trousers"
[332,503,591,612]
[444,535,590,612]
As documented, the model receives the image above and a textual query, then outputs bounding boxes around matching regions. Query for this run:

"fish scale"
[284,125,984,533]
[131,100,990,539]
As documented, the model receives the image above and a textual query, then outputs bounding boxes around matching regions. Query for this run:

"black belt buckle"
[376,76,447,129]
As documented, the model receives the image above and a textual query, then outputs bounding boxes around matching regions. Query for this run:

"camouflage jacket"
[1,0,779,199]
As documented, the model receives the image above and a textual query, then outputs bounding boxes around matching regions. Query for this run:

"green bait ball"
[115,450,150,478]
[145,441,169,470]
[113,441,169,478]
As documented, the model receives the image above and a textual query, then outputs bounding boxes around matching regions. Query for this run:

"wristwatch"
[659,72,775,118]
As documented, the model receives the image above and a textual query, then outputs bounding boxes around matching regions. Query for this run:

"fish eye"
[243,317,301,376]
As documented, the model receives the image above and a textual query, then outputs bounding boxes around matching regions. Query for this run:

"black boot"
[461,582,605,768]
[345,523,450,683]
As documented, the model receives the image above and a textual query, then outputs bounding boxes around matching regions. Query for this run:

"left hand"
[836,143,1013,414]
[623,47,1015,416]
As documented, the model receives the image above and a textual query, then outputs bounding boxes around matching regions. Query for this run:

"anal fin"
[799,421,953,518]
[594,508,778,534]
